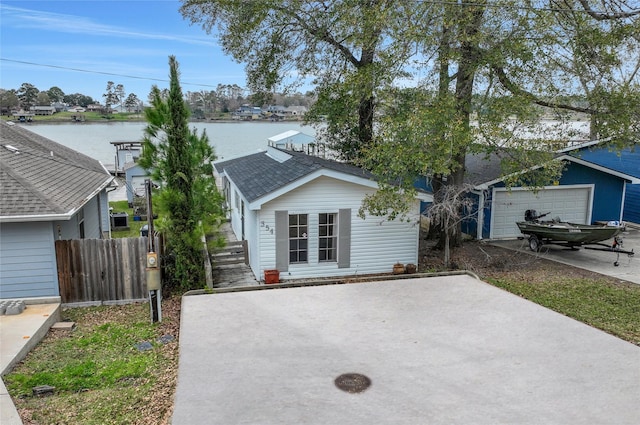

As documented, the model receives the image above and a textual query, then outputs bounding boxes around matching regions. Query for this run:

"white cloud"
[1,4,218,47]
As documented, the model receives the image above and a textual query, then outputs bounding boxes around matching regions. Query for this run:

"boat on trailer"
[516,210,634,265]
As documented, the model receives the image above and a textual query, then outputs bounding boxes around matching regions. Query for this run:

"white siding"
[229,189,244,240]
[256,176,420,280]
[0,222,59,299]
[246,210,260,279]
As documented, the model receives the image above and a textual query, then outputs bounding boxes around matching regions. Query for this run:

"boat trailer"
[522,234,635,267]
[517,210,635,266]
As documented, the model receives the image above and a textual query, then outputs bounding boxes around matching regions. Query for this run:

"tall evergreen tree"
[140,56,224,291]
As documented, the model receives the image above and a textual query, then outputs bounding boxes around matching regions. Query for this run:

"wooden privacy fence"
[55,237,154,304]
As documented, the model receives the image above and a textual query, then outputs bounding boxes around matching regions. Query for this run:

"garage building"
[460,148,640,240]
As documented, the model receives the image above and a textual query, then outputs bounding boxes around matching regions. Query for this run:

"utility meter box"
[146,252,161,291]
[146,252,158,268]
[146,269,161,291]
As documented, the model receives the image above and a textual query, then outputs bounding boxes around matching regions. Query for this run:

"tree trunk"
[434,3,485,252]
[443,229,451,269]
[358,95,374,149]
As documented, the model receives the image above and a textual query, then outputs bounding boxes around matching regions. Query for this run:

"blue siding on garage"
[472,160,627,240]
[461,192,481,237]
[571,145,640,224]
[558,162,625,223]
[624,186,640,224]
[0,222,59,299]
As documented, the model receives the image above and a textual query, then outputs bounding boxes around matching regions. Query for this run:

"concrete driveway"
[172,275,640,424]
[491,226,639,284]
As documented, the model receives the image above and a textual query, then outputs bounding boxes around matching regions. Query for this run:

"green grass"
[109,200,146,238]
[4,301,177,424]
[1,111,145,123]
[488,276,640,345]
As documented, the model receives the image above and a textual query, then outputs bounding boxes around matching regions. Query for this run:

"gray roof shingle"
[214,148,375,203]
[0,122,113,219]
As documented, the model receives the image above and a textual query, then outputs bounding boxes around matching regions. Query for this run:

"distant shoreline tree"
[17,83,39,110]
[0,89,19,114]
[103,81,125,113]
[47,86,65,103]
[63,93,95,108]
[124,93,142,112]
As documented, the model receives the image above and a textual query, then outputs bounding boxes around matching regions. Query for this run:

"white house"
[214,146,431,282]
[0,122,114,299]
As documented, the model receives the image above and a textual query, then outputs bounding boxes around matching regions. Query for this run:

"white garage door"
[491,185,592,239]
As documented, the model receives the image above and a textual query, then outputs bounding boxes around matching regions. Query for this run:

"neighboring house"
[233,105,262,120]
[455,144,640,240]
[265,105,286,121]
[52,102,67,113]
[284,105,308,116]
[214,146,431,281]
[86,104,104,112]
[0,121,114,299]
[266,105,286,114]
[565,141,640,225]
[30,106,56,116]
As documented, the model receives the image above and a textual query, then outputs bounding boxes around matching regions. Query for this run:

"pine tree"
[140,56,224,291]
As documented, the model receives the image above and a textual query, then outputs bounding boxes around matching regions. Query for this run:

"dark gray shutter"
[338,209,351,268]
[275,210,288,271]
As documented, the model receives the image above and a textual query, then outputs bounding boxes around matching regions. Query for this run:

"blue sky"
[0,0,248,103]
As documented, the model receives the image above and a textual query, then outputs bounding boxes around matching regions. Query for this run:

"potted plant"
[264,269,280,284]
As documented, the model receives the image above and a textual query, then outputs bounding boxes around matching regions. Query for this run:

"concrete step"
[215,245,245,254]
[214,258,247,266]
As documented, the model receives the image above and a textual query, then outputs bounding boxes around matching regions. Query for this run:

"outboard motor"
[525,209,537,222]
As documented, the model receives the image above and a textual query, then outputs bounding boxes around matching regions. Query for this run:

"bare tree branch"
[491,65,594,114]
[576,0,640,20]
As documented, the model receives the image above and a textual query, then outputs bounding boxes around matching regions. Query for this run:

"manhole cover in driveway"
[334,373,371,393]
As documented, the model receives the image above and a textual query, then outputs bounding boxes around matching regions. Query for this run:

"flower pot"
[393,263,405,274]
[405,263,417,274]
[264,269,280,284]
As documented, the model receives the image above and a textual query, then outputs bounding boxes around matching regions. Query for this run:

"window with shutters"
[318,213,337,262]
[289,214,308,263]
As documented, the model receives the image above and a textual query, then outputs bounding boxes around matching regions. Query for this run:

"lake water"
[23,121,317,166]
[22,119,591,167]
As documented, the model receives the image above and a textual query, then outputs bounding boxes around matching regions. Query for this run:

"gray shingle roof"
[464,152,505,185]
[214,148,375,203]
[0,122,113,219]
